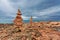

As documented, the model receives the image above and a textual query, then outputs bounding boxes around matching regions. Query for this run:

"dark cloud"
[0,0,60,23]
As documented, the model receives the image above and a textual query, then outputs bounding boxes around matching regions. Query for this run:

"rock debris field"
[0,22,60,40]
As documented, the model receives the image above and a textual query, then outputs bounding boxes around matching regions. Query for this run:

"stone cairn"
[30,16,33,27]
[13,9,33,31]
[13,9,23,28]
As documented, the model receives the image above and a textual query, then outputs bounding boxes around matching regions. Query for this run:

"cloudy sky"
[0,0,60,23]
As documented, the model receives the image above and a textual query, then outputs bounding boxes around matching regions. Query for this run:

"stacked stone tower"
[30,16,33,27]
[13,9,23,28]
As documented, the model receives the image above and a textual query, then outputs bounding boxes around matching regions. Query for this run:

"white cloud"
[0,0,40,20]
[22,16,37,20]
[0,0,16,14]
[39,6,60,16]
[10,0,44,8]
[23,5,60,19]
[0,0,60,21]
[29,5,60,17]
[22,16,29,20]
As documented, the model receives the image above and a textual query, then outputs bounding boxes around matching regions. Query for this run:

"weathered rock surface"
[0,23,60,40]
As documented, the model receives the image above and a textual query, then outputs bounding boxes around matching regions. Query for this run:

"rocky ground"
[0,23,60,40]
